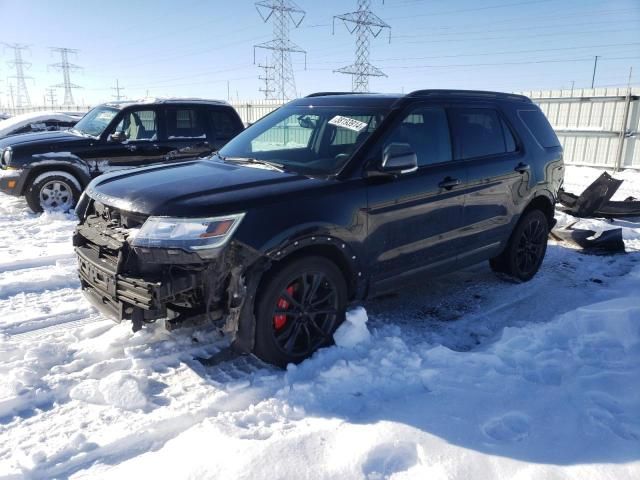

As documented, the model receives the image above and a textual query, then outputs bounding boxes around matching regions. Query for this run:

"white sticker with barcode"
[328,115,368,132]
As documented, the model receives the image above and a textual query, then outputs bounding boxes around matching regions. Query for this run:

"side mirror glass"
[109,131,126,143]
[381,143,418,174]
[297,115,317,129]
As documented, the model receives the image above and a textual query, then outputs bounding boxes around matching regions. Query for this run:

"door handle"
[514,162,530,174]
[438,177,461,190]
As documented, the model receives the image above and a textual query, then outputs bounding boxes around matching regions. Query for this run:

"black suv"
[0,99,243,212]
[73,90,563,367]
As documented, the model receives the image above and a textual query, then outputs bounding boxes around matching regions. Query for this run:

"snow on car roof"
[101,97,230,109]
[0,111,79,138]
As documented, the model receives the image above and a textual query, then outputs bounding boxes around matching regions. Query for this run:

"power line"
[386,0,555,19]
[394,17,640,39]
[401,27,640,45]
[49,47,82,106]
[3,43,32,108]
[254,0,307,102]
[306,55,640,71]
[333,0,391,93]
[305,42,640,66]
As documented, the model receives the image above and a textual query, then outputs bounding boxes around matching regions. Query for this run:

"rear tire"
[25,172,81,213]
[489,209,549,282]
[253,256,347,368]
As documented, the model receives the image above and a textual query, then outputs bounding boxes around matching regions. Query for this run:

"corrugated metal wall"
[520,87,640,170]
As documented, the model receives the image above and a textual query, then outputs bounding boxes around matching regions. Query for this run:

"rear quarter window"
[518,109,560,148]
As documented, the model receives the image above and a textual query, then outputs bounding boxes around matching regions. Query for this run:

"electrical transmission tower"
[3,43,33,107]
[258,62,276,99]
[254,0,307,101]
[49,47,81,106]
[45,88,57,108]
[112,79,125,101]
[333,0,391,92]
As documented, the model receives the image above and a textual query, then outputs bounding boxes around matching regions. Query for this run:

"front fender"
[21,155,92,193]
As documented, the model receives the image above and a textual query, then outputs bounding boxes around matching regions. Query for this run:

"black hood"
[0,130,91,150]
[88,158,328,217]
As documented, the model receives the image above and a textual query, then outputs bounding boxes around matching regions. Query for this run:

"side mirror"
[109,131,126,143]
[381,143,418,174]
[297,115,317,129]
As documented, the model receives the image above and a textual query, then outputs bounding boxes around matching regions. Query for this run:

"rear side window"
[209,109,239,142]
[518,109,560,148]
[166,108,206,140]
[449,109,506,160]
[500,118,517,152]
[386,107,452,166]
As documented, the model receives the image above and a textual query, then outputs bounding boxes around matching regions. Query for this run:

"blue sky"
[0,0,639,106]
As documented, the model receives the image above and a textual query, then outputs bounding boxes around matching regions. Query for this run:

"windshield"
[72,106,119,137]
[218,105,388,175]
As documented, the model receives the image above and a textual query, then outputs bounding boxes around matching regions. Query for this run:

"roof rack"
[406,89,531,103]
[305,92,369,98]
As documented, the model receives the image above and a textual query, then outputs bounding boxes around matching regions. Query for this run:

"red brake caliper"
[273,285,295,330]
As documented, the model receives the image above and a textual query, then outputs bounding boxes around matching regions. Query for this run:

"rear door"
[163,106,213,161]
[206,107,244,150]
[448,105,527,266]
[365,103,468,293]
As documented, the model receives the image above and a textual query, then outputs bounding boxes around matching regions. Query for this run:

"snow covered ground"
[0,166,638,479]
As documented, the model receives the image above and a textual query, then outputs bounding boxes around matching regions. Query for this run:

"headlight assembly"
[132,213,245,255]
[1,148,12,166]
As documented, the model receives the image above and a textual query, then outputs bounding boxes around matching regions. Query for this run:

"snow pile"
[70,371,150,411]
[333,306,370,348]
[0,111,78,138]
[0,166,638,479]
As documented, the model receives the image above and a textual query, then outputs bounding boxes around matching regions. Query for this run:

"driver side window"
[113,109,158,141]
[384,107,452,167]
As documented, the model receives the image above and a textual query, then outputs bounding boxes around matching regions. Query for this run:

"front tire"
[253,256,348,368]
[490,209,549,282]
[25,172,81,213]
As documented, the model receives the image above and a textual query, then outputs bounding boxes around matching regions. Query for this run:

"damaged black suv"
[74,90,563,367]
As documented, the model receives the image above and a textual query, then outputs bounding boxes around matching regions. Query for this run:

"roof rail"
[406,89,531,103]
[305,92,369,98]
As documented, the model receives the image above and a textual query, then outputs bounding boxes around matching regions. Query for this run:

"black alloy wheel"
[254,256,347,367]
[489,209,549,282]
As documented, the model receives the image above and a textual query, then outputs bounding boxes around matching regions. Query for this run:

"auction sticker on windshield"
[328,115,368,132]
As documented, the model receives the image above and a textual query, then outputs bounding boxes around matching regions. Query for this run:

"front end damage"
[73,198,268,350]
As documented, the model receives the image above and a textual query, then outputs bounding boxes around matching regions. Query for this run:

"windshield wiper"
[221,156,286,173]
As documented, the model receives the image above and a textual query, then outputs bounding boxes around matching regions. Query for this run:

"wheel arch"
[523,191,555,226]
[21,161,91,195]
[262,232,366,302]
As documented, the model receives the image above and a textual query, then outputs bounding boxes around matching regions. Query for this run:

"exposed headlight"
[132,213,245,256]
[1,148,12,166]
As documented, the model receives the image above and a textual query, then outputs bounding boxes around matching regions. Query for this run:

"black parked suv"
[73,90,563,367]
[0,99,243,212]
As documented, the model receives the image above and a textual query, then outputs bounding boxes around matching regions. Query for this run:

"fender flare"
[267,233,363,275]
[231,232,367,355]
